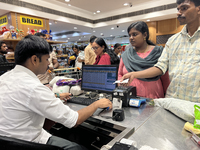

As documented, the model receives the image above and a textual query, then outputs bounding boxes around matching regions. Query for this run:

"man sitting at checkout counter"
[0,35,112,150]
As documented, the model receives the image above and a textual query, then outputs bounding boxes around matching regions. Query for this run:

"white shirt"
[0,65,78,144]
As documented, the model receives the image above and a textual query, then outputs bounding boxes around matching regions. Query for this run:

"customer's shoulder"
[167,32,182,44]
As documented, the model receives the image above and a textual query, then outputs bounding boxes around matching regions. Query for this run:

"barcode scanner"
[112,109,125,121]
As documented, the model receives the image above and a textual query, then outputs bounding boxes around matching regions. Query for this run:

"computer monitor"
[0,63,16,76]
[81,65,118,93]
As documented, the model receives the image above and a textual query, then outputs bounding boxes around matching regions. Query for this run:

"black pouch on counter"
[110,142,138,150]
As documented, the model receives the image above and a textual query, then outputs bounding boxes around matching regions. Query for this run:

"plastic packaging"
[56,79,81,86]
[194,105,200,129]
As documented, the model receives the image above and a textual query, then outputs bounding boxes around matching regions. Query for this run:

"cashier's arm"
[75,98,112,126]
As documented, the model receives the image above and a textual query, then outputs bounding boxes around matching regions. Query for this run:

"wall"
[107,18,184,46]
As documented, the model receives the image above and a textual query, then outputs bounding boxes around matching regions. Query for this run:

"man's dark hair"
[89,35,97,43]
[15,35,51,65]
[177,0,200,6]
[34,32,46,37]
[0,41,6,48]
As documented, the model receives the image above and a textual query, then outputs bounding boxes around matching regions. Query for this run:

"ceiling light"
[111,27,114,30]
[124,3,129,6]
[74,27,77,29]
[122,30,125,32]
[68,38,70,39]
[110,35,113,36]
[49,23,52,25]
[55,40,57,41]
[68,4,71,6]
[93,12,96,14]
[93,31,96,32]
[65,0,70,2]
[147,19,150,22]
[79,39,81,40]
[97,10,100,13]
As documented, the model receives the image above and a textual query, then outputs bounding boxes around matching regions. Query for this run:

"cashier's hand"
[95,98,112,110]
[59,93,72,102]
[120,72,136,86]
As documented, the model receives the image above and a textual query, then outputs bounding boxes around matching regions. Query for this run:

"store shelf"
[2,39,66,44]
[57,55,68,58]
[6,57,15,60]
[2,38,20,42]
[47,40,67,44]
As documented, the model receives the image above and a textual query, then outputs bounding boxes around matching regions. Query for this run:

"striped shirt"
[155,25,200,102]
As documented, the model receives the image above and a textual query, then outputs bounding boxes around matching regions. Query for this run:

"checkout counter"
[50,96,200,150]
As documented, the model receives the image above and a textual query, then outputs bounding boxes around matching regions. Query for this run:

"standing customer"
[35,32,59,84]
[118,21,170,99]
[93,38,111,65]
[84,35,96,65]
[113,43,122,58]
[75,45,85,69]
[0,35,112,150]
[0,41,8,63]
[68,45,79,67]
[121,0,200,102]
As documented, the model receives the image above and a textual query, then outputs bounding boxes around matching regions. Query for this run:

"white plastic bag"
[70,85,83,96]
[50,76,74,94]
[154,98,200,123]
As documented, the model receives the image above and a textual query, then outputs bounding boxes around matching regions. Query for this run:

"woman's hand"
[120,72,136,86]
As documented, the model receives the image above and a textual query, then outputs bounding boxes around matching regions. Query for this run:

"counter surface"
[66,101,199,150]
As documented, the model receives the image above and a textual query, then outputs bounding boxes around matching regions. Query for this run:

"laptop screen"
[81,65,118,93]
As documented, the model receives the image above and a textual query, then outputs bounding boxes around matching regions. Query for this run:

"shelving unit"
[53,67,81,79]
[2,38,67,62]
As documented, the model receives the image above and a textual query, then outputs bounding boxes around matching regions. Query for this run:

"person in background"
[75,45,85,69]
[113,43,122,58]
[118,21,170,99]
[121,0,200,102]
[0,41,9,63]
[35,33,59,85]
[68,45,79,67]
[84,35,96,65]
[0,35,112,150]
[93,38,120,65]
[92,38,111,65]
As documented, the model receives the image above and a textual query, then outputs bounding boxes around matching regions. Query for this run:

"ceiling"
[55,0,153,13]
[0,0,178,43]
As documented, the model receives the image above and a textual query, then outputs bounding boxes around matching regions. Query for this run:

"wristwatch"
[55,93,60,98]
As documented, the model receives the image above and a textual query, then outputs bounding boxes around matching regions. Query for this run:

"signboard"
[20,15,43,27]
[0,15,8,26]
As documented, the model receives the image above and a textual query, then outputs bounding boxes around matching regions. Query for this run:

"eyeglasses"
[92,46,100,50]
